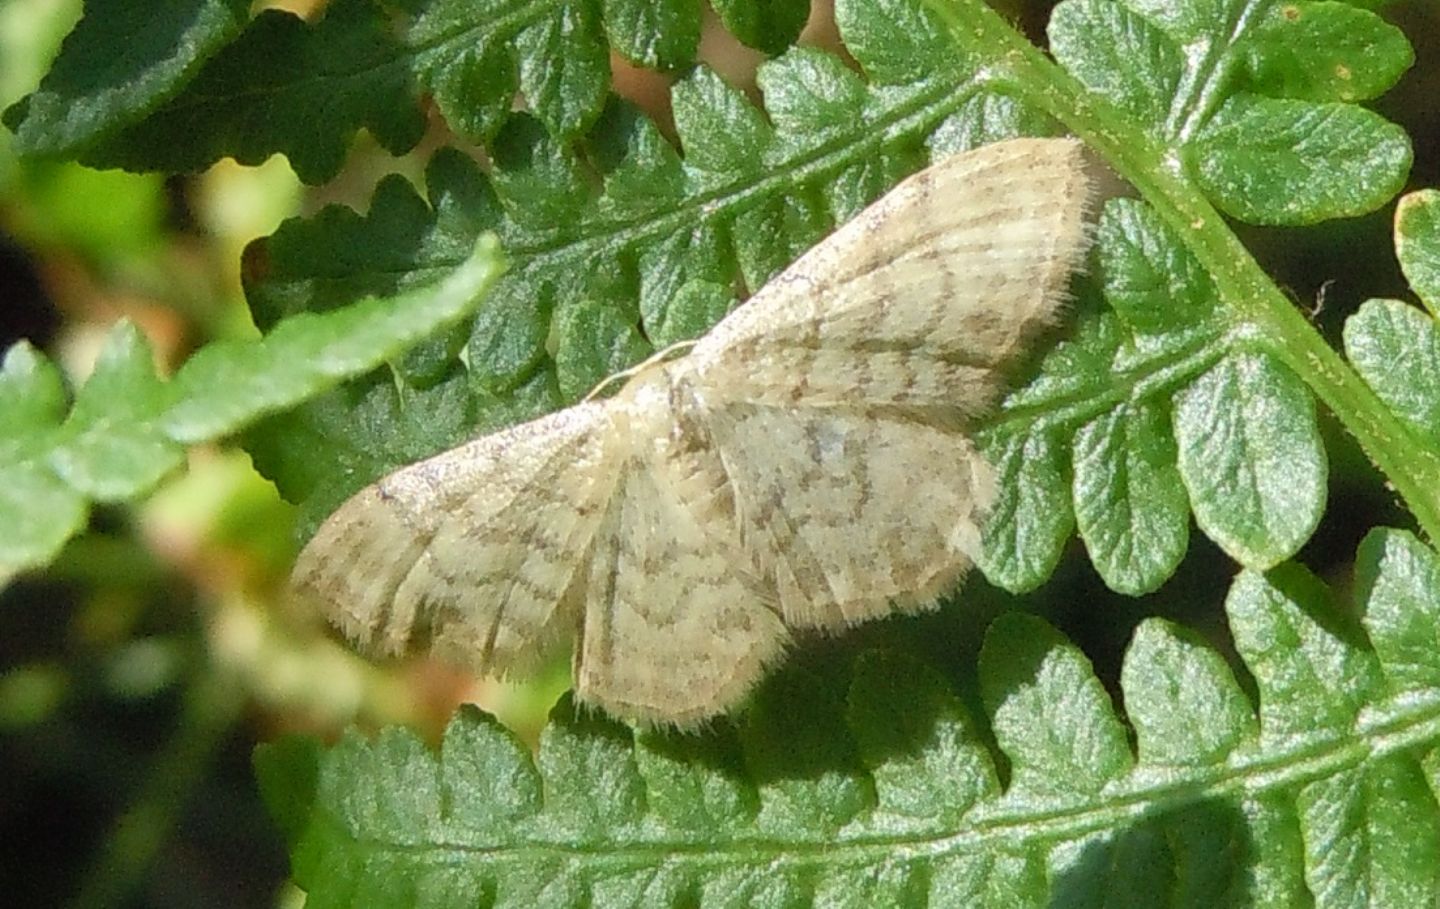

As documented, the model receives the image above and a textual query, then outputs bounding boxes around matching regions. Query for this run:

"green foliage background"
[3,0,1440,906]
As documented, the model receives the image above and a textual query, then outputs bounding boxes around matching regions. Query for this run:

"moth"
[292,137,1094,726]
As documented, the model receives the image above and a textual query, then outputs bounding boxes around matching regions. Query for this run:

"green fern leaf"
[1344,189,1440,458]
[0,344,87,577]
[711,0,811,55]
[978,191,1329,591]
[16,0,427,185]
[1048,0,1412,225]
[1344,297,1440,450]
[1396,189,1440,315]
[1,0,249,156]
[1239,1,1414,104]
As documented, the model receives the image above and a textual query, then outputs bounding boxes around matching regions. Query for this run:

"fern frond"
[4,0,816,183]
[0,239,502,582]
[257,528,1440,907]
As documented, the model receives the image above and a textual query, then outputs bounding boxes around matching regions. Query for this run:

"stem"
[929,0,1440,544]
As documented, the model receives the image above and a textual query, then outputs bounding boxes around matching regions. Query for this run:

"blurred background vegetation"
[1,0,1437,906]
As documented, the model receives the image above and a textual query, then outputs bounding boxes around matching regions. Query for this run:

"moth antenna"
[582,339,699,402]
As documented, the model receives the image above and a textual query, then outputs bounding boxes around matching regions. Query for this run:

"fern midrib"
[520,85,983,266]
[318,690,1440,871]
[9,406,173,510]
[407,0,560,61]
[979,325,1230,443]
[152,35,413,112]
[267,71,990,301]
[1167,0,1261,143]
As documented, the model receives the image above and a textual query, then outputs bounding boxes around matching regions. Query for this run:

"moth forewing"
[291,137,1095,726]
[292,403,616,673]
[689,137,1094,413]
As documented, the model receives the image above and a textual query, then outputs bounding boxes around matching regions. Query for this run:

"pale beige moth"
[292,137,1095,726]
